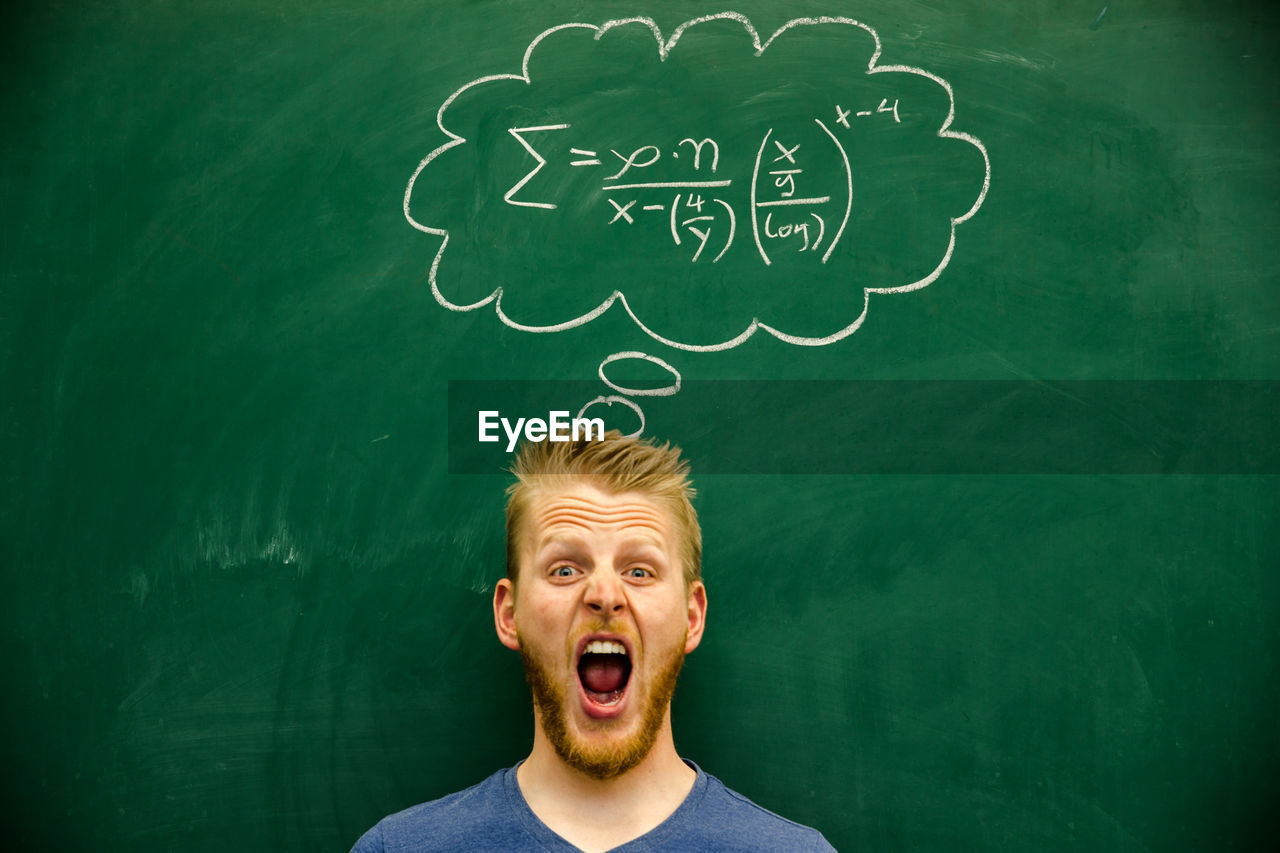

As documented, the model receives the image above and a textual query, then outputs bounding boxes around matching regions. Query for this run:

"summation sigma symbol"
[406,13,990,434]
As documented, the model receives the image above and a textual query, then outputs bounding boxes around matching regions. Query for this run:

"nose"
[584,569,626,616]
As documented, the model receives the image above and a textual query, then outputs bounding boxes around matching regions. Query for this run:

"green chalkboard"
[3,1,1277,850]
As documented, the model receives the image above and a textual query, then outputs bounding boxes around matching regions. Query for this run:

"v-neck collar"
[502,760,710,852]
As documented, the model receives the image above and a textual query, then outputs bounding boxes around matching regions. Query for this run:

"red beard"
[519,626,686,780]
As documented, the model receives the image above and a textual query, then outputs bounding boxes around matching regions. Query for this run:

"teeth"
[584,640,627,655]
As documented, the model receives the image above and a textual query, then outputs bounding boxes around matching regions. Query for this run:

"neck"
[516,711,697,849]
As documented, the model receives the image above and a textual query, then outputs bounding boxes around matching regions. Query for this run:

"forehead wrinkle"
[529,497,672,556]
[536,492,665,514]
[531,496,668,529]
[538,508,666,530]
[535,531,666,558]
[532,507,665,540]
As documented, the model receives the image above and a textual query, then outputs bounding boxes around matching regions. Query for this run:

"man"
[353,432,835,852]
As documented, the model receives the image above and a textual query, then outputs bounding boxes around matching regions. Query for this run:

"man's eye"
[551,565,576,578]
[624,567,652,579]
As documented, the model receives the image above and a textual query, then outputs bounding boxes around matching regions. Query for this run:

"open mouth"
[576,639,632,709]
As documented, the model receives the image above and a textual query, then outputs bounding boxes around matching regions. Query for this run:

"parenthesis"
[713,199,735,263]
[750,129,772,266]
[814,118,852,264]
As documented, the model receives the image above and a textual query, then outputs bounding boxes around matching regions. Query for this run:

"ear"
[493,578,521,651]
[683,580,707,654]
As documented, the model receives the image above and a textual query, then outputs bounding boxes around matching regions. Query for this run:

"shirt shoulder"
[641,772,836,852]
[350,769,536,853]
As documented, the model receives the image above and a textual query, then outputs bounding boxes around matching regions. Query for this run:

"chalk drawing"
[405,12,990,353]
[503,125,569,209]
[598,352,682,397]
[407,13,992,435]
[576,395,647,439]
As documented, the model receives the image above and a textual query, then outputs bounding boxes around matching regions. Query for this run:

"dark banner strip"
[448,381,1280,475]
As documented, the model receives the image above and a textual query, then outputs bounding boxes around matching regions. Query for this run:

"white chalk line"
[713,198,735,263]
[750,128,772,267]
[757,196,831,207]
[870,64,991,224]
[576,394,646,439]
[814,118,853,264]
[505,124,569,209]
[602,180,732,191]
[405,13,991,349]
[404,21,594,238]
[598,351,682,397]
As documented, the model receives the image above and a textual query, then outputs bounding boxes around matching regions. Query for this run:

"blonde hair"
[505,431,701,585]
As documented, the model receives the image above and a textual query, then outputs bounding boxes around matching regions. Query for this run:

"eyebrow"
[615,537,667,557]
[535,533,587,556]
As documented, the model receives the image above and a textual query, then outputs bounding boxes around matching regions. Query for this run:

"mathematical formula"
[405,12,990,352]
[503,98,901,266]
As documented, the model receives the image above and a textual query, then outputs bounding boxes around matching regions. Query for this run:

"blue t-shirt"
[352,762,835,852]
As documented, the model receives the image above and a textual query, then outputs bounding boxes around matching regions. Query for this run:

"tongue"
[580,655,627,694]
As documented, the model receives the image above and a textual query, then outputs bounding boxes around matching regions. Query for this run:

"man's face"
[493,483,706,780]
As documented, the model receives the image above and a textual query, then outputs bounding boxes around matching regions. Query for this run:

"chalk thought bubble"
[405,13,990,351]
